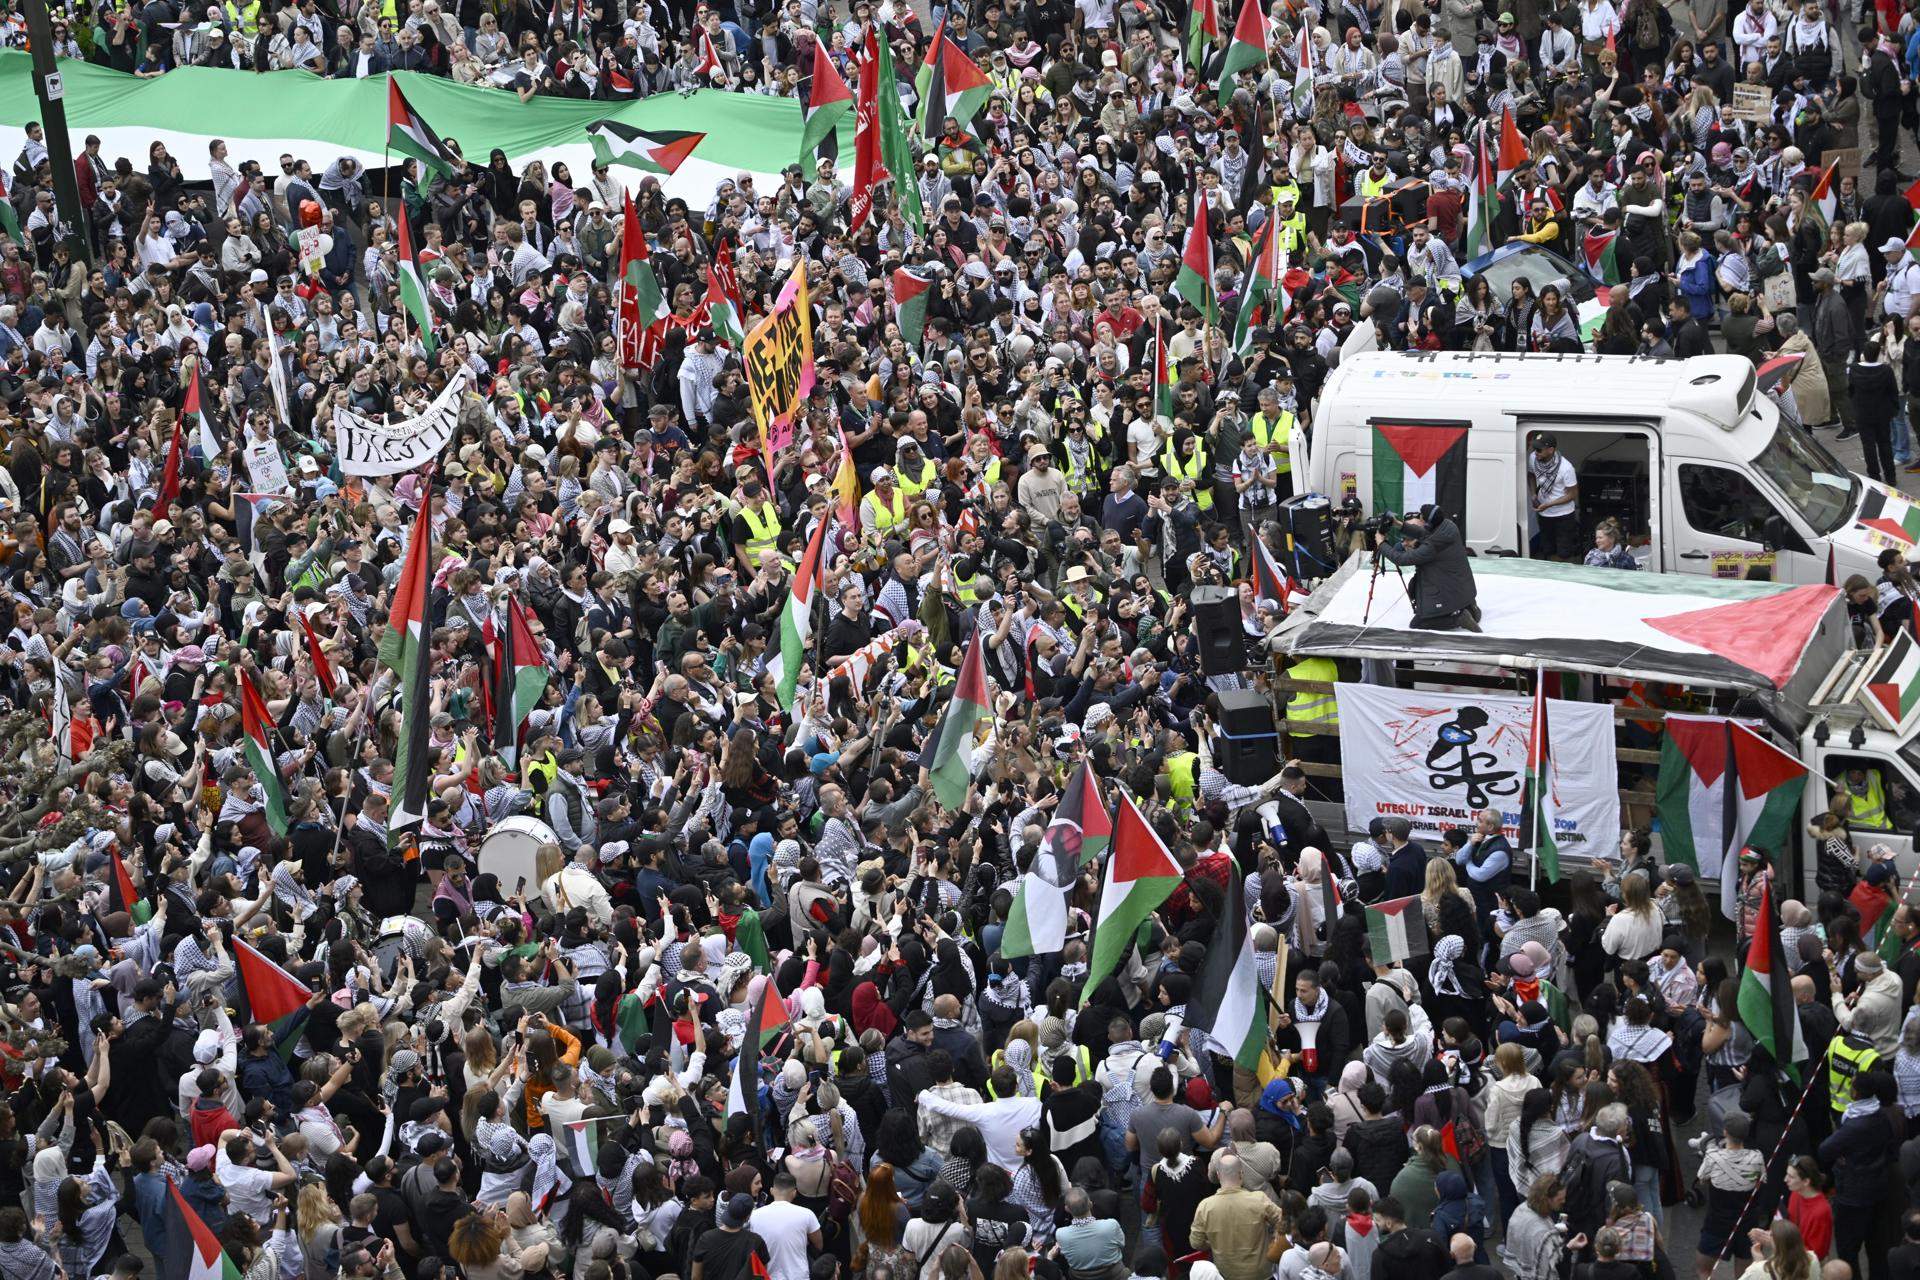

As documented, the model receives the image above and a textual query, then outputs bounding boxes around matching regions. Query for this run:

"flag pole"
[1530,663,1544,890]
[1076,786,1130,1007]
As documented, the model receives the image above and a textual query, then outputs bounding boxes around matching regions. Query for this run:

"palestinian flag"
[1582,227,1622,285]
[726,978,789,1142]
[925,628,990,808]
[915,20,991,136]
[239,669,290,838]
[1523,681,1560,884]
[1188,0,1219,69]
[180,358,226,465]
[160,1178,243,1280]
[1189,863,1265,1070]
[152,414,186,521]
[770,515,828,711]
[492,597,549,768]
[1177,196,1217,327]
[801,40,854,165]
[893,266,935,349]
[702,266,746,347]
[611,992,650,1055]
[1856,487,1920,548]
[585,121,705,175]
[387,80,459,180]
[1737,876,1807,1080]
[617,192,667,371]
[1656,715,1808,920]
[1493,107,1527,189]
[0,171,22,245]
[1540,977,1572,1029]
[1150,315,1176,420]
[297,610,336,699]
[1249,531,1292,607]
[735,907,771,971]
[1465,125,1496,260]
[1232,215,1281,353]
[109,848,150,924]
[380,470,436,843]
[1812,159,1839,224]
[1863,628,1920,732]
[1002,762,1110,958]
[874,27,924,234]
[1365,894,1424,963]
[1291,21,1315,116]
[1907,217,1920,251]
[1370,421,1467,520]
[396,213,436,352]
[1083,792,1185,1001]
[1219,0,1269,81]
[608,65,635,94]
[561,1116,604,1178]
[232,934,312,1026]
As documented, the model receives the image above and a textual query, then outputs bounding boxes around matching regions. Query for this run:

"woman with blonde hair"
[1739,1218,1819,1280]
[1421,858,1475,938]
[1602,873,1663,965]
[295,1182,343,1279]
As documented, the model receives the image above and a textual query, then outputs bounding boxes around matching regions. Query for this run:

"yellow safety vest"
[899,456,938,499]
[955,573,986,605]
[1847,774,1891,830]
[1040,1043,1093,1088]
[1274,212,1309,258]
[1286,657,1340,727]
[1161,443,1213,509]
[1827,1034,1880,1113]
[1359,170,1392,199]
[739,501,781,563]
[1249,411,1296,475]
[1063,586,1104,623]
[987,1049,1039,1099]
[523,751,557,794]
[223,0,261,36]
[864,488,907,533]
[1063,449,1098,494]
[1167,751,1199,814]
[1268,180,1302,212]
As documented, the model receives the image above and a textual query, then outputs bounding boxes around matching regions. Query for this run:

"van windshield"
[1747,403,1857,535]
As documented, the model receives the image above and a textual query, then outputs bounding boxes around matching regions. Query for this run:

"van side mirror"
[1762,514,1811,555]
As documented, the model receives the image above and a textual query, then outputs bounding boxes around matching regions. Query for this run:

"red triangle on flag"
[1728,722,1807,801]
[1375,422,1467,479]
[1644,584,1839,690]
[1110,793,1182,883]
[1904,176,1920,211]
[1665,715,1730,788]
[232,934,313,1025]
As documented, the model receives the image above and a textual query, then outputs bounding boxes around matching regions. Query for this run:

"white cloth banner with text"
[332,367,471,476]
[1332,682,1618,856]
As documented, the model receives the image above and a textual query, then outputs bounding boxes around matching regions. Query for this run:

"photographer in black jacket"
[1374,504,1481,632]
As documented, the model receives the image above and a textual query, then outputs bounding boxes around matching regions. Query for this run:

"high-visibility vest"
[863,488,907,533]
[988,1049,1040,1099]
[1040,1043,1093,1088]
[523,751,557,795]
[1268,179,1302,211]
[739,501,781,563]
[899,456,938,499]
[1848,773,1892,830]
[1273,212,1309,258]
[1161,442,1213,509]
[1063,586,1104,623]
[1167,751,1199,814]
[1827,1033,1880,1112]
[1359,170,1392,199]
[1249,411,1296,475]
[955,572,986,604]
[1286,657,1340,727]
[1063,449,1098,494]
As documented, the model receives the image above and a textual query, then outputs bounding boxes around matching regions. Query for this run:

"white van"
[1301,350,1916,584]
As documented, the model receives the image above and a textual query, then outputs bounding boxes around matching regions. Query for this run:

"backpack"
[1633,0,1659,49]
[825,1157,861,1225]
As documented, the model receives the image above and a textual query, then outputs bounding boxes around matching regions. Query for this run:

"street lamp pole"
[19,0,93,265]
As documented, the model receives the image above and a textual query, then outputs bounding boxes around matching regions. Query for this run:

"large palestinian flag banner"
[1370,421,1467,522]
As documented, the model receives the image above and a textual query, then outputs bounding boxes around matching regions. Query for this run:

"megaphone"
[1298,1018,1321,1075]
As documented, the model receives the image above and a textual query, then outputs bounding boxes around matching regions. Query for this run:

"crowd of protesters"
[5,0,1920,1279]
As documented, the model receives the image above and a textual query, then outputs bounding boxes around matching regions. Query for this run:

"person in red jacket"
[187,1067,240,1150]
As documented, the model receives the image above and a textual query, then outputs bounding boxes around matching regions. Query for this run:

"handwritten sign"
[743,262,816,461]
[1729,84,1772,123]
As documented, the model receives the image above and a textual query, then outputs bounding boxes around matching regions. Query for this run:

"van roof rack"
[1395,351,1678,366]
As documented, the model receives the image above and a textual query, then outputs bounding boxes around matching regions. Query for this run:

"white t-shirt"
[1532,453,1578,518]
[215,1148,278,1218]
[748,1199,820,1280]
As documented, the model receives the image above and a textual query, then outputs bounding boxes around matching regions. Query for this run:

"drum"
[479,815,558,903]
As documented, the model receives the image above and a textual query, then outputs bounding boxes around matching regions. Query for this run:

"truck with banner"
[1268,551,1920,905]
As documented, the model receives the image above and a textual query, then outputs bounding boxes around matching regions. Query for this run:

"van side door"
[1664,458,1817,581]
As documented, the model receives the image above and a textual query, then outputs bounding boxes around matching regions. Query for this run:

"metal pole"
[19,0,92,266]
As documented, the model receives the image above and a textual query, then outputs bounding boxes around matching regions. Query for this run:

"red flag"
[152,418,185,520]
[609,65,634,94]
[849,27,885,231]
[109,848,139,916]
[297,610,337,698]
[232,934,313,1025]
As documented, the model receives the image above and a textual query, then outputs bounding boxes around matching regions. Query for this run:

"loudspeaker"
[1190,585,1247,676]
[1214,688,1279,785]
[1281,494,1337,582]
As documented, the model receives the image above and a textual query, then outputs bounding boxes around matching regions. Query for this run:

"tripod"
[1359,538,1409,626]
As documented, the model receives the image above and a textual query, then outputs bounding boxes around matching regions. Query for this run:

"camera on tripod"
[1357,511,1401,549]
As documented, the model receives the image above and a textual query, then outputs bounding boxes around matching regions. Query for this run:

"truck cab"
[1305,351,1888,585]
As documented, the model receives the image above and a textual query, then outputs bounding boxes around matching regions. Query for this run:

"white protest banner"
[332,367,471,476]
[243,437,289,494]
[1332,682,1618,856]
